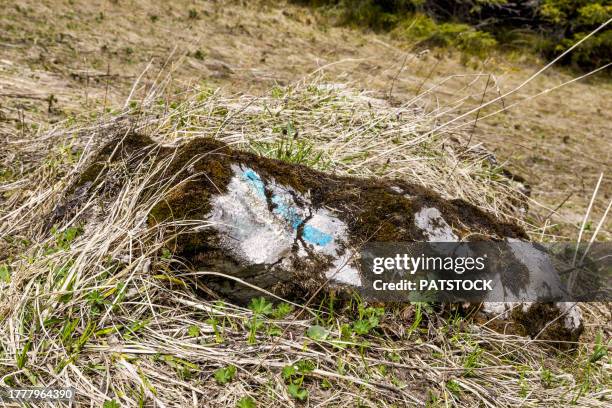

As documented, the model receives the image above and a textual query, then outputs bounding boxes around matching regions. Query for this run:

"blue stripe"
[241,168,333,246]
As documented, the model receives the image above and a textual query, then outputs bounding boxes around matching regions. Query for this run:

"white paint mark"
[414,207,458,241]
[325,252,362,286]
[482,240,582,332]
[209,166,294,264]
[209,165,362,286]
[556,302,582,330]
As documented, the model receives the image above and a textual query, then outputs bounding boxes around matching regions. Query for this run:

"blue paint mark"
[244,169,266,197]
[241,167,334,246]
[303,225,333,246]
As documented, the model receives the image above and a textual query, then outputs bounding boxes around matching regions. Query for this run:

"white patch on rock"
[506,239,566,301]
[325,252,362,286]
[481,302,518,318]
[209,167,294,264]
[482,240,582,333]
[307,210,362,286]
[209,165,362,286]
[414,207,458,242]
[556,302,582,331]
[482,301,582,333]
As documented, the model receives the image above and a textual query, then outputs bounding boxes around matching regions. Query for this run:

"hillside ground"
[1,0,610,240]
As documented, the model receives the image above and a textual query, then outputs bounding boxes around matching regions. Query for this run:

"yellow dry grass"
[1,0,610,239]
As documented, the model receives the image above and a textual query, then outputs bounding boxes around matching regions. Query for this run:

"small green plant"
[16,341,31,369]
[425,388,440,407]
[351,319,372,335]
[49,226,83,252]
[287,382,308,401]
[188,9,199,19]
[161,248,172,259]
[307,325,329,341]
[408,302,433,336]
[246,317,264,344]
[206,317,224,343]
[385,351,401,363]
[248,297,273,316]
[589,331,608,364]
[540,368,554,388]
[187,325,200,337]
[266,324,282,337]
[103,400,120,408]
[250,121,326,168]
[271,302,294,319]
[214,365,236,385]
[193,49,206,60]
[463,346,483,376]
[236,396,256,408]
[351,305,384,336]
[518,366,529,398]
[282,360,314,401]
[246,297,274,343]
[86,290,108,315]
[0,264,10,283]
[320,378,332,389]
[160,355,199,381]
[446,379,461,395]
[270,86,284,98]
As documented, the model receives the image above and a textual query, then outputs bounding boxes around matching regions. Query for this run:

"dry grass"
[1,0,610,239]
[0,77,610,407]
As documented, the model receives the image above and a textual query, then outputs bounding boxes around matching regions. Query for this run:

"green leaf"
[0,265,10,283]
[446,379,461,394]
[267,325,282,337]
[589,331,609,363]
[295,360,315,374]
[248,297,273,316]
[103,400,120,408]
[287,382,308,401]
[281,365,296,380]
[271,303,294,319]
[214,365,237,385]
[352,319,372,335]
[187,325,200,337]
[307,325,328,341]
[86,290,106,307]
[161,248,172,259]
[236,396,256,408]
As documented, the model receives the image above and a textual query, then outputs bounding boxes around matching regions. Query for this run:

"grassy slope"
[1,0,610,239]
[0,1,610,406]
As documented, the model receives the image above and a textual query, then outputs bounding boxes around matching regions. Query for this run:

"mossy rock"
[57,134,582,341]
[144,137,529,300]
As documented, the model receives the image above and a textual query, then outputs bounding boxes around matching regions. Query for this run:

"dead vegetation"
[1,76,610,406]
[1,1,611,240]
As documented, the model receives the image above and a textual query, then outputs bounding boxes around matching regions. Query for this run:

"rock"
[60,134,582,342]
